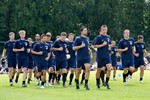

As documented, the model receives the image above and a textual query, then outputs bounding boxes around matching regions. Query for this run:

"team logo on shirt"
[129,41,132,45]
[141,45,144,49]
[25,42,27,46]
[45,46,48,50]
[107,38,110,42]
[64,44,67,48]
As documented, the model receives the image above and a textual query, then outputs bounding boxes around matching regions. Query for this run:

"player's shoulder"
[107,35,111,38]
[129,37,134,41]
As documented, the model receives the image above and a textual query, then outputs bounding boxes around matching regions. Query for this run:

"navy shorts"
[134,59,144,68]
[7,58,17,68]
[122,58,134,68]
[67,60,76,70]
[36,63,48,72]
[111,58,117,67]
[77,59,90,69]
[28,63,34,69]
[48,59,55,68]
[97,57,111,68]
[55,60,67,71]
[17,58,28,69]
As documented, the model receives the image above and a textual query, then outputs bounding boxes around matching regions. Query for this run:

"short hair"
[124,29,130,34]
[61,32,67,36]
[9,32,15,36]
[35,34,40,37]
[28,38,32,40]
[69,33,74,36]
[99,25,108,32]
[46,32,52,37]
[41,34,47,38]
[80,26,87,32]
[19,30,26,34]
[138,35,143,39]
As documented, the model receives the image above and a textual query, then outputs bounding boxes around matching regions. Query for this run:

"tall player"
[73,26,91,90]
[2,32,17,86]
[93,25,112,89]
[13,30,30,87]
[118,29,135,85]
[133,35,147,83]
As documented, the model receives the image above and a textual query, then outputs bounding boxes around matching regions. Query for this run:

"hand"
[134,53,139,57]
[124,47,128,51]
[20,47,25,51]
[58,47,63,51]
[45,57,49,61]
[81,42,85,48]
[39,51,43,55]
[102,41,107,46]
[66,49,69,53]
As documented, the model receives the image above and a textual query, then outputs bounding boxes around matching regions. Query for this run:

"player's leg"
[27,63,33,84]
[61,61,68,88]
[75,60,82,89]
[80,68,85,84]
[84,59,91,90]
[48,67,54,86]
[41,69,46,89]
[113,67,117,81]
[105,63,111,89]
[69,68,75,86]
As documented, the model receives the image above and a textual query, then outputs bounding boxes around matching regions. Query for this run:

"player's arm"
[117,41,128,52]
[73,38,85,51]
[31,44,43,55]
[52,41,63,51]
[93,37,107,48]
[88,47,92,58]
[13,41,24,52]
[2,49,7,58]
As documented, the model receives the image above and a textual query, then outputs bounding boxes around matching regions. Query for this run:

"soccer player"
[52,32,68,88]
[32,34,50,88]
[110,41,118,81]
[93,25,112,89]
[13,30,30,87]
[27,38,34,84]
[2,32,17,86]
[32,34,40,80]
[133,35,147,83]
[118,29,135,85]
[67,33,76,86]
[73,26,91,90]
[46,32,55,86]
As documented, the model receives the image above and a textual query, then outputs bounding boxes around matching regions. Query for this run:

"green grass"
[0,70,150,100]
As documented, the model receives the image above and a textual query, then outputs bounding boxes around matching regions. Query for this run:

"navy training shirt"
[4,40,16,60]
[94,34,111,58]
[134,42,146,60]
[52,40,68,61]
[111,46,117,59]
[74,36,90,61]
[33,42,50,63]
[118,38,134,59]
[67,41,76,61]
[14,39,29,58]
[47,41,54,60]
[28,44,34,63]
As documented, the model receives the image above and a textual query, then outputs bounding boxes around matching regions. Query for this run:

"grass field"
[0,70,150,100]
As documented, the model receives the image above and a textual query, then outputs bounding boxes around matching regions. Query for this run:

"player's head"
[60,32,67,41]
[41,34,47,43]
[68,33,74,41]
[100,25,108,35]
[138,35,144,42]
[56,35,60,40]
[28,38,33,45]
[35,34,40,41]
[80,26,88,36]
[111,41,116,47]
[123,29,130,39]
[9,32,15,40]
[19,30,26,39]
[46,32,52,41]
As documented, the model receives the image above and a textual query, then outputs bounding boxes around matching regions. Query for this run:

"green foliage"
[0,0,150,50]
